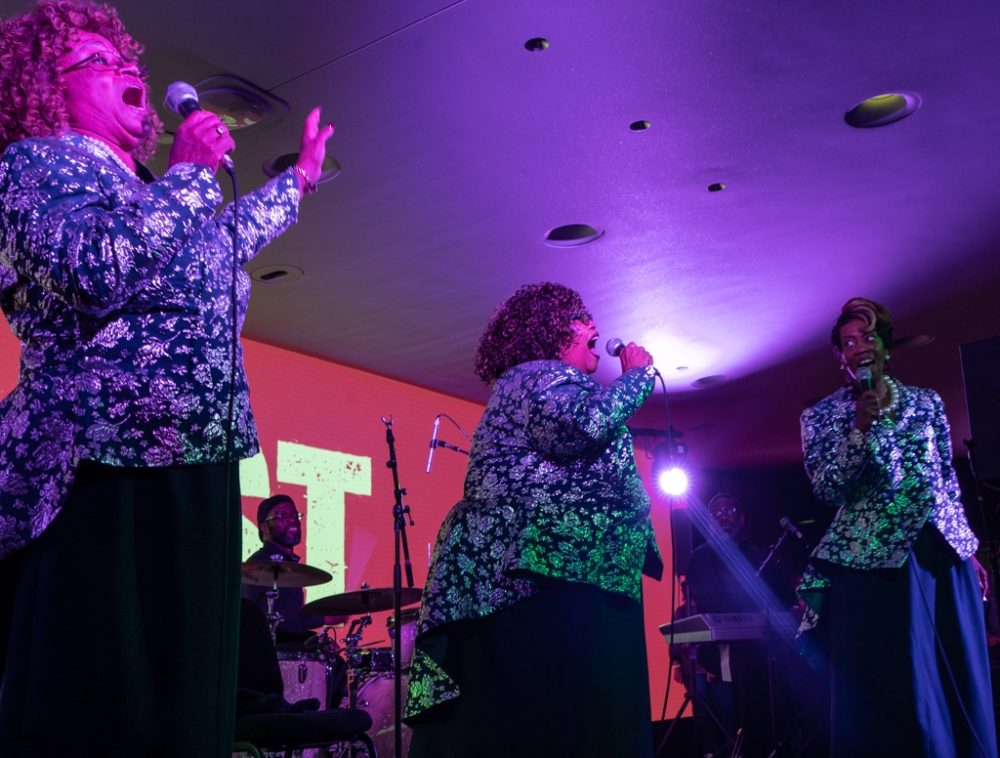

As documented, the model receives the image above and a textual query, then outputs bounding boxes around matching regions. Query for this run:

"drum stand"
[342,615,373,709]
[264,582,285,645]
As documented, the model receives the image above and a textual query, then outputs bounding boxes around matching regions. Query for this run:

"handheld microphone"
[606,338,626,357]
[425,415,441,474]
[856,366,874,392]
[163,81,235,175]
[779,517,809,546]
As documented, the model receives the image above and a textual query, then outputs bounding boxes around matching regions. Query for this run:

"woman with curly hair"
[797,297,995,757]
[0,1,333,754]
[406,282,664,757]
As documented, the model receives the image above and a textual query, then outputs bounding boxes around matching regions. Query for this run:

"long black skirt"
[825,526,996,758]
[408,578,655,758]
[0,460,242,757]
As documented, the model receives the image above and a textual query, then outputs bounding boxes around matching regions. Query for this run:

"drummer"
[243,494,325,644]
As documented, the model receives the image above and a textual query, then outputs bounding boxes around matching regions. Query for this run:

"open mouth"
[122,85,145,109]
[587,335,599,354]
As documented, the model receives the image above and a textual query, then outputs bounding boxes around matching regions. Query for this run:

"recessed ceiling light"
[630,120,651,131]
[692,375,726,388]
[844,92,921,128]
[250,265,304,284]
[524,37,550,52]
[263,153,342,184]
[543,224,604,247]
[190,74,289,130]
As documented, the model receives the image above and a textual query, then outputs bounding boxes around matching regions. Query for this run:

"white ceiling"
[9,0,1000,469]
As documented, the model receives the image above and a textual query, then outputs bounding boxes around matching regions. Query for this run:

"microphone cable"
[217,160,242,758]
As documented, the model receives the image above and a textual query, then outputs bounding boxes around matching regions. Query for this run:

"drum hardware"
[241,560,333,644]
[341,614,374,709]
[263,586,284,644]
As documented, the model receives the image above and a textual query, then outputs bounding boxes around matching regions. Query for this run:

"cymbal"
[240,560,333,588]
[301,587,422,616]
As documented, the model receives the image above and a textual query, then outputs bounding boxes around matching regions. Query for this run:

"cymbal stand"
[264,569,284,645]
[382,416,415,758]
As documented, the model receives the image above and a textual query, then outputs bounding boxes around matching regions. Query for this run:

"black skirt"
[408,577,655,758]
[0,460,242,757]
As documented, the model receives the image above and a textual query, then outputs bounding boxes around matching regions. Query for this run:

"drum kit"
[241,559,421,757]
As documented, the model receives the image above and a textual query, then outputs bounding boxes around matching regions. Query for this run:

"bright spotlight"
[658,465,689,496]
[652,428,689,497]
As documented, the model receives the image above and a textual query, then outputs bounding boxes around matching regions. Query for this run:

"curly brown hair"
[0,0,161,159]
[830,296,894,353]
[474,282,592,384]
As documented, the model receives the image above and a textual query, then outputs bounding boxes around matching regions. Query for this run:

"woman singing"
[405,282,663,757]
[797,297,995,758]
[0,2,333,754]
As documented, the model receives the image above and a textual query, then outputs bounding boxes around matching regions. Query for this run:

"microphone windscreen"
[856,366,874,390]
[606,338,625,357]
[163,81,199,115]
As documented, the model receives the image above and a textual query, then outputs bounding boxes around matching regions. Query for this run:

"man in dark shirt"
[243,494,323,643]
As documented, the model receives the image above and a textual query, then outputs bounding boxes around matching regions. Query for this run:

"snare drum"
[276,651,330,710]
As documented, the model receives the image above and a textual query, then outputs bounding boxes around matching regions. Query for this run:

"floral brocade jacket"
[796,376,978,623]
[0,133,300,558]
[405,360,663,720]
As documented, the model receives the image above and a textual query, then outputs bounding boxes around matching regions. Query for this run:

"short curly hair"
[474,282,592,384]
[0,0,161,159]
[830,296,894,354]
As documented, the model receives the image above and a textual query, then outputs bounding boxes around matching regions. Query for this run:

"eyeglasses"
[265,512,302,523]
[710,505,739,517]
[60,50,136,75]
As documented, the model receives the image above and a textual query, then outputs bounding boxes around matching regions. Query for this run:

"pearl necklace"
[878,377,898,419]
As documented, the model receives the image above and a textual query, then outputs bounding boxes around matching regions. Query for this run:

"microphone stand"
[382,416,414,758]
[756,530,791,577]
[755,534,792,756]
[432,440,470,456]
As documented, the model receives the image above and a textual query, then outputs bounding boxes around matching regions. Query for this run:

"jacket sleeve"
[801,401,872,507]
[929,390,963,508]
[213,168,300,265]
[526,365,656,458]
[0,139,222,315]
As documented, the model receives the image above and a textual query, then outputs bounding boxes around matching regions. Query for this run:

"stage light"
[658,465,689,496]
[652,429,689,497]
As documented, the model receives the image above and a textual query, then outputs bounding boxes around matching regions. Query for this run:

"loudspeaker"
[961,336,1000,483]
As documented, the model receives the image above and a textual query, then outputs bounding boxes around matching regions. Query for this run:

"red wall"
[0,322,683,719]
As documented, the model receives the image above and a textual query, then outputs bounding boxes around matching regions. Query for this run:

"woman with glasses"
[797,297,995,758]
[0,2,333,755]
[405,282,663,757]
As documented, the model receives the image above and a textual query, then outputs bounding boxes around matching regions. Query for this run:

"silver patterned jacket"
[796,376,978,628]
[405,359,662,720]
[802,376,977,571]
[0,132,300,558]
